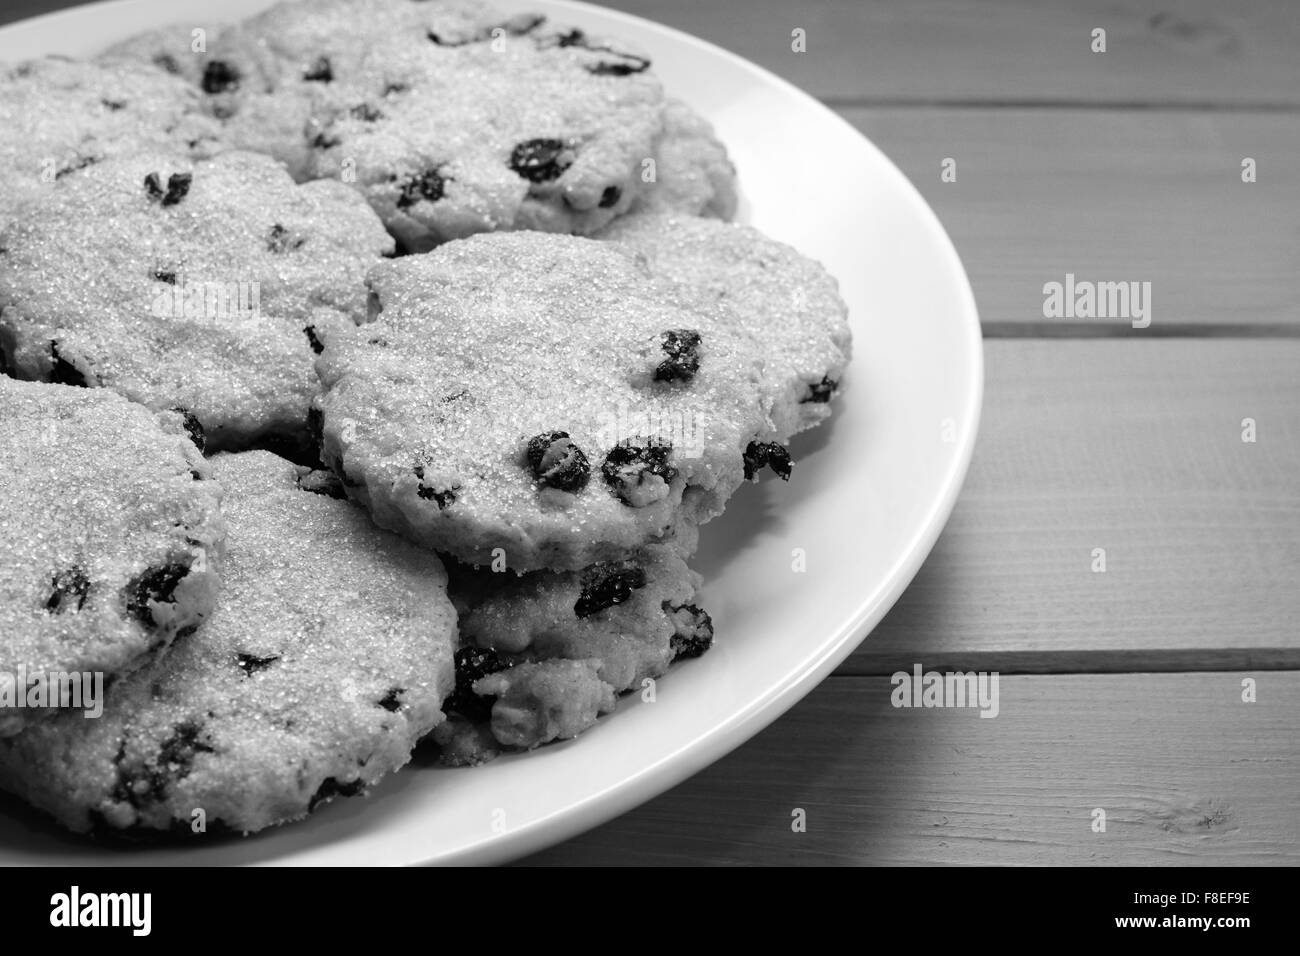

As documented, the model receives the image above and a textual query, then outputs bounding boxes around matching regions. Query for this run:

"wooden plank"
[600,0,1300,106]
[520,673,1300,866]
[841,107,1300,332]
[5,13,1296,336]
[0,0,100,25]
[838,340,1300,676]
[5,1,1299,105]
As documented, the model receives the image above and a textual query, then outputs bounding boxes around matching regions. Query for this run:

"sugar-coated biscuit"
[0,378,223,737]
[0,450,456,835]
[0,149,394,452]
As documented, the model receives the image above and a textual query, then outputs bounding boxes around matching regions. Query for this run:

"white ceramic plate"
[0,0,982,865]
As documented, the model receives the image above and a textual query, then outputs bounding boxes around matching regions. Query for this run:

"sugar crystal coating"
[99,25,216,87]
[0,57,225,227]
[314,231,774,571]
[0,379,223,737]
[4,0,858,808]
[0,149,394,450]
[0,450,456,834]
[125,0,664,249]
[635,99,739,220]
[598,213,852,440]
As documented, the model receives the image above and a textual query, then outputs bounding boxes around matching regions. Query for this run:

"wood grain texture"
[520,674,1300,866]
[3,0,1295,870]
[840,339,1300,676]
[0,0,88,24]
[841,107,1300,333]
[600,0,1300,106]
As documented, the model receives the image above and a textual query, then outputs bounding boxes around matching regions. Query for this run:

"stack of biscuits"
[0,0,850,838]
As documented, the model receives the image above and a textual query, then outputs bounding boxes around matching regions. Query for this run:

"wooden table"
[520,0,1300,866]
[4,0,1297,866]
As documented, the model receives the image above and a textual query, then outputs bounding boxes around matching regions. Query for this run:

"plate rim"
[444,0,986,867]
[0,0,984,867]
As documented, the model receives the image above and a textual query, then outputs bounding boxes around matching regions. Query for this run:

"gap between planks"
[835,107,1300,332]
[603,0,1300,107]
[836,339,1300,677]
[520,673,1300,866]
[820,97,1300,113]
[837,648,1300,677]
[981,323,1300,339]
